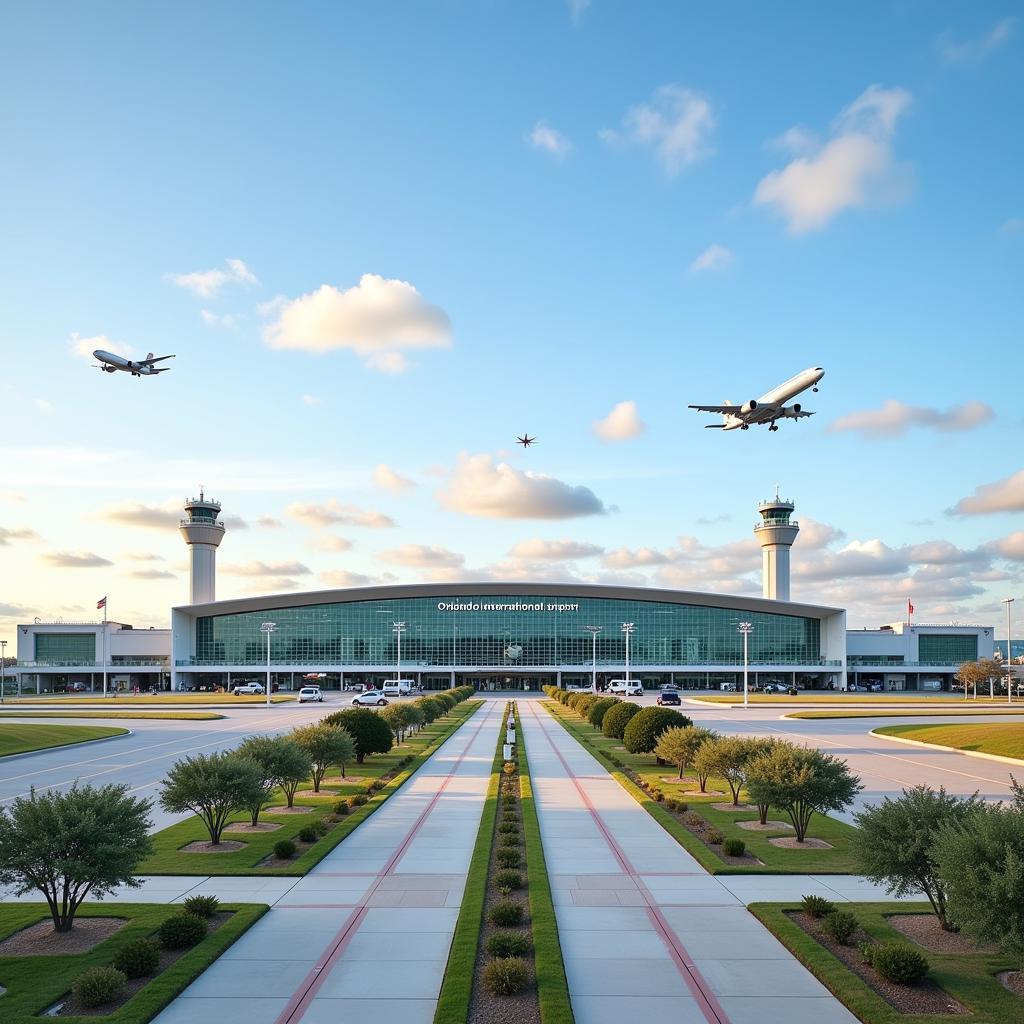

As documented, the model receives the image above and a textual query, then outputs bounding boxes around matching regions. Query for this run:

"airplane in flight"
[93,350,175,377]
[516,434,537,447]
[689,366,824,431]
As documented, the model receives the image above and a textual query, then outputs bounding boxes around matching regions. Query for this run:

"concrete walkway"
[520,700,909,1024]
[143,699,503,1024]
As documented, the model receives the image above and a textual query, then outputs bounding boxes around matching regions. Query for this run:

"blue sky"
[0,1,1021,643]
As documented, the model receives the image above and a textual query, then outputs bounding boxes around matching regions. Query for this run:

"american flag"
[97,596,106,610]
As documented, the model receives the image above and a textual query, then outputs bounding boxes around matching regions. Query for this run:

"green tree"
[691,736,761,805]
[588,697,619,729]
[654,725,716,780]
[291,724,357,790]
[159,752,265,845]
[853,786,985,930]
[955,658,1004,698]
[601,701,640,740]
[622,707,691,755]
[380,704,412,742]
[0,783,152,933]
[745,743,862,841]
[323,707,393,763]
[236,735,312,818]
[403,702,425,735]
[416,697,444,724]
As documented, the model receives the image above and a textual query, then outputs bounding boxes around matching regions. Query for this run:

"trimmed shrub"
[489,901,524,926]
[675,801,688,813]
[274,839,297,859]
[298,826,319,843]
[503,761,516,775]
[705,827,725,845]
[158,912,207,949]
[653,790,665,802]
[498,821,519,834]
[823,910,859,946]
[313,818,330,836]
[683,811,703,827]
[333,799,350,815]
[499,833,519,848]
[483,956,529,996]
[869,943,930,984]
[801,894,836,919]
[112,937,160,979]
[666,799,679,811]
[494,870,523,891]
[623,707,691,755]
[322,708,393,763]
[722,838,746,857]
[72,965,126,1008]
[486,931,532,958]
[602,701,640,740]
[588,697,619,729]
[348,794,368,808]
[497,848,521,868]
[181,894,219,919]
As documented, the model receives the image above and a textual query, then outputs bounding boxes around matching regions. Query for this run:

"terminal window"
[918,634,978,664]
[34,632,96,664]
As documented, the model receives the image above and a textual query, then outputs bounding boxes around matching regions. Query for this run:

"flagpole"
[102,597,108,698]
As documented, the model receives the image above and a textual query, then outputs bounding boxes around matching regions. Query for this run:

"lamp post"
[738,622,754,709]
[621,622,635,690]
[393,621,406,687]
[583,625,602,692]
[260,622,276,707]
[0,639,6,704]
[1004,598,1015,705]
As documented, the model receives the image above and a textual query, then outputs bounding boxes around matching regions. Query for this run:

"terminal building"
[13,493,995,694]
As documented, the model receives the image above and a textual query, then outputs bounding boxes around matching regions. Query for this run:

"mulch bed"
[179,840,247,853]
[769,836,833,849]
[787,911,969,1016]
[262,805,314,815]
[997,971,1024,998]
[663,806,763,866]
[0,917,127,956]
[737,819,792,832]
[224,822,282,833]
[887,913,996,954]
[50,912,232,1017]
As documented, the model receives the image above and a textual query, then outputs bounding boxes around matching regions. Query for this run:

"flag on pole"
[97,596,106,610]
[907,598,914,622]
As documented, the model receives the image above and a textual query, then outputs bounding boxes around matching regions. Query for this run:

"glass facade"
[918,634,978,664]
[34,632,95,664]
[192,593,824,667]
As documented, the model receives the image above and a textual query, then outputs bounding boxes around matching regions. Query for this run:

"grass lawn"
[0,901,265,1024]
[7,694,295,705]
[0,722,128,757]
[139,700,482,875]
[751,901,1022,1024]
[692,694,1010,705]
[789,708,1024,720]
[0,711,223,721]
[545,700,859,874]
[875,722,1024,760]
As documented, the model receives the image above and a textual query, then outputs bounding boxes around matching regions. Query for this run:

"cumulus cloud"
[378,544,465,569]
[310,535,353,553]
[508,539,604,560]
[438,453,607,520]
[600,85,715,176]
[949,470,1024,516]
[257,516,283,528]
[936,17,1016,63]
[70,332,134,361]
[602,546,671,569]
[320,569,376,588]
[795,538,909,582]
[128,568,177,580]
[754,84,911,233]
[797,518,846,550]
[690,243,735,273]
[200,310,236,328]
[287,500,396,529]
[168,258,257,297]
[102,501,181,530]
[125,552,165,562]
[262,274,452,372]
[43,551,113,568]
[592,400,645,442]
[374,464,415,493]
[829,399,993,438]
[0,526,39,545]
[0,601,32,617]
[221,560,312,577]
[527,121,572,159]
[986,532,1024,561]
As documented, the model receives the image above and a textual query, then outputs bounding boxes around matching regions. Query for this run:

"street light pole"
[260,622,276,707]
[1004,598,1015,705]
[583,625,602,692]
[738,622,754,709]
[0,639,6,704]
[621,622,635,690]
[393,621,406,686]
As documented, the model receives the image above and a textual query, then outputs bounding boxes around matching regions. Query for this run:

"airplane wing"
[688,405,736,414]
[140,354,175,365]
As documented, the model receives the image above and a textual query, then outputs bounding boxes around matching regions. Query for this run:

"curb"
[0,728,133,762]
[871,728,1024,768]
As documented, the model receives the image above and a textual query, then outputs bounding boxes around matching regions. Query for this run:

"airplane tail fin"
[146,352,154,360]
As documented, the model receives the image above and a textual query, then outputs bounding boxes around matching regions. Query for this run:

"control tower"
[179,490,225,605]
[754,494,799,601]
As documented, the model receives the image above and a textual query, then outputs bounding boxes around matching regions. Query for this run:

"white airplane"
[93,350,175,377]
[690,366,824,431]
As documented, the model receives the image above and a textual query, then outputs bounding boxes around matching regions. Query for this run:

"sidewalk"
[520,701,910,1024]
[145,699,503,1024]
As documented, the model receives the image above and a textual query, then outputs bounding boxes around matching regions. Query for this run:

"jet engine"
[103,365,117,372]
[782,404,802,418]
[740,399,758,414]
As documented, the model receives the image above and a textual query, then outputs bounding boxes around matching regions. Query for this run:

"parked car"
[67,681,89,693]
[352,689,389,707]
[759,683,789,694]
[382,679,414,696]
[657,689,681,705]
[232,682,265,695]
[298,686,323,703]
[608,679,644,696]
[719,681,737,692]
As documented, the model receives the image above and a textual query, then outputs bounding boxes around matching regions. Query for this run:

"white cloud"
[798,518,846,550]
[374,464,415,493]
[592,400,645,442]
[70,332,134,361]
[257,516,283,528]
[754,84,911,233]
[221,560,312,577]
[950,470,1024,516]
[320,569,375,588]
[829,399,994,438]
[602,546,671,569]
[310,534,353,553]
[101,501,181,530]
[690,243,735,273]
[262,274,451,372]
[795,538,909,582]
[438,453,607,519]
[600,85,715,176]
[42,550,113,568]
[200,309,236,328]
[378,544,464,569]
[128,568,176,580]
[301,394,322,406]
[0,526,38,545]
[527,121,572,159]
[986,532,1024,561]
[287,499,396,529]
[508,539,604,560]
[169,258,257,297]
[936,18,1016,64]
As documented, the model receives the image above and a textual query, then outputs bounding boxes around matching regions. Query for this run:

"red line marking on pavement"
[274,702,497,1024]
[525,701,730,1024]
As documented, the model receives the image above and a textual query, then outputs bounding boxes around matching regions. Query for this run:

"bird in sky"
[516,434,536,447]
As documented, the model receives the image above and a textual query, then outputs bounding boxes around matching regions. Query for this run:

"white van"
[382,679,415,696]
[608,679,644,696]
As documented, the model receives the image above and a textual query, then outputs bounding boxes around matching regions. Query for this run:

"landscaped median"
[750,900,1024,1023]
[542,690,859,874]
[0,711,224,721]
[435,700,573,1024]
[6,693,295,705]
[0,900,265,1023]
[874,722,1024,762]
[139,690,480,875]
[0,722,128,757]
[789,708,1024,720]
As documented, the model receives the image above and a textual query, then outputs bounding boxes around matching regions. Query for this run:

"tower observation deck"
[754,495,800,601]
[179,491,225,604]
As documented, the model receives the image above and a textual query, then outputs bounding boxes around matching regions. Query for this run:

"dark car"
[657,689,681,705]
